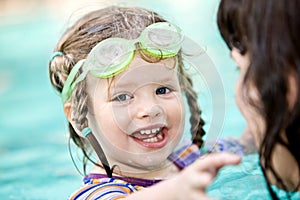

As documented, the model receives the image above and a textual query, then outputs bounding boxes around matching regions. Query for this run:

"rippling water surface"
[2,1,294,199]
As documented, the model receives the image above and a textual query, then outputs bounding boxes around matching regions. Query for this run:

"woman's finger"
[195,152,241,172]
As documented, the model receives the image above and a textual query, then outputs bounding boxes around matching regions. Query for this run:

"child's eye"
[112,94,132,102]
[156,87,171,95]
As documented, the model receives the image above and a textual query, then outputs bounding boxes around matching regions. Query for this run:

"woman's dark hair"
[217,0,300,199]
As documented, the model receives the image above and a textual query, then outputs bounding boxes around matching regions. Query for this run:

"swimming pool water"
[1,1,298,199]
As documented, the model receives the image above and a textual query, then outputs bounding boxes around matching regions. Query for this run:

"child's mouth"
[131,127,168,148]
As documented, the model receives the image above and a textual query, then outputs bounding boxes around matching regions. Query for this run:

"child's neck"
[90,159,180,180]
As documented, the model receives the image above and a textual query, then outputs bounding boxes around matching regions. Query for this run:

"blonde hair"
[49,6,205,173]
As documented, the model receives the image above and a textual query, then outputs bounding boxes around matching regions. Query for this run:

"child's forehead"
[117,65,177,86]
[124,61,178,86]
[85,55,179,92]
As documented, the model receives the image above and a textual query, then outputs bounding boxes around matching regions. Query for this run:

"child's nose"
[136,102,164,120]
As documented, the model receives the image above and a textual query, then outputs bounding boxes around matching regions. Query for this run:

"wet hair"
[49,6,205,174]
[217,0,300,198]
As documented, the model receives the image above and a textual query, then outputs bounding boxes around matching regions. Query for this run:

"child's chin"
[130,154,171,170]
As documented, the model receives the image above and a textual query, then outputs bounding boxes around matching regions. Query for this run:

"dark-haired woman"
[217,0,300,199]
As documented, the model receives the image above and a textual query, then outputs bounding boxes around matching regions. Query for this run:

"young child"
[49,6,242,199]
[217,0,300,199]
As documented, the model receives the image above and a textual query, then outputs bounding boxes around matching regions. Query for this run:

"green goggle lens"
[61,22,183,103]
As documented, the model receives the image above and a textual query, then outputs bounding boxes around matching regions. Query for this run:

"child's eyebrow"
[121,76,177,86]
[110,76,179,91]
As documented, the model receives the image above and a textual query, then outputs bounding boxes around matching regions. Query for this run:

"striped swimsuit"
[69,139,244,199]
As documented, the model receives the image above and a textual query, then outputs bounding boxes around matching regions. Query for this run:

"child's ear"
[64,102,72,122]
[63,102,83,137]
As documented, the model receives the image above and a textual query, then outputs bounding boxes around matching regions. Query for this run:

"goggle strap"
[72,69,89,89]
[61,59,86,103]
[83,128,113,178]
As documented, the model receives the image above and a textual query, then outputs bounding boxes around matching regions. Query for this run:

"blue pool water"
[1,0,298,199]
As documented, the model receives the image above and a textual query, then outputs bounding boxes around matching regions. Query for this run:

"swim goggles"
[60,22,184,103]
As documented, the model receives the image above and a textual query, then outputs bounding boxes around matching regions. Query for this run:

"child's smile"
[131,126,168,148]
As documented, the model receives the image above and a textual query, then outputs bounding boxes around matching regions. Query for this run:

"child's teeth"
[142,132,163,143]
[143,137,157,143]
[157,133,163,139]
[140,128,161,135]
[151,128,159,134]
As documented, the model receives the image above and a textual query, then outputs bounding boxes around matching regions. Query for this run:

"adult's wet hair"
[49,6,205,175]
[217,0,300,198]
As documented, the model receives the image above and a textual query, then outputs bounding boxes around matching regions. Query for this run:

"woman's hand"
[172,152,241,200]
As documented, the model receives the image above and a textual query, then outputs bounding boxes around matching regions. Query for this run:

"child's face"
[86,54,185,171]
